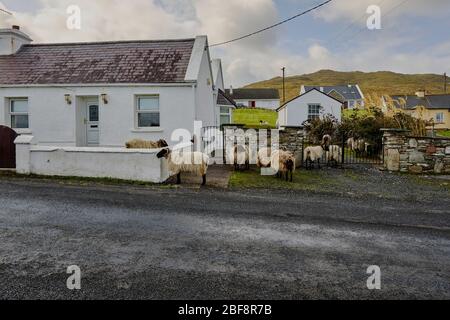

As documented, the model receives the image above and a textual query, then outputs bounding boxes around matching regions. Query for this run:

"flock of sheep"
[125,134,374,186]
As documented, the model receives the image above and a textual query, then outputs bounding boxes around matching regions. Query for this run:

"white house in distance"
[300,85,365,110]
[225,88,280,110]
[0,26,223,147]
[277,88,343,127]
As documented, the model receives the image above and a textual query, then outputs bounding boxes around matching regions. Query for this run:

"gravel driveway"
[0,173,449,300]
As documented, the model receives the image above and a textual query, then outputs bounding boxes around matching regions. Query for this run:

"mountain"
[244,70,448,102]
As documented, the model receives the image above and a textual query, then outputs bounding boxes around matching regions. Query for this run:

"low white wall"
[15,136,169,183]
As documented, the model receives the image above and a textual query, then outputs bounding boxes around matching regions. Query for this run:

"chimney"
[0,26,33,55]
[320,87,324,92]
[229,85,233,95]
[415,91,426,98]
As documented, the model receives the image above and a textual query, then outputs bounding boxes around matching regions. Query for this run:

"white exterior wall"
[15,136,169,183]
[278,90,342,127]
[234,99,280,110]
[0,85,197,147]
[194,46,216,127]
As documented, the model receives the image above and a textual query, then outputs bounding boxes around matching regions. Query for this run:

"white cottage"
[0,26,219,147]
[277,88,343,127]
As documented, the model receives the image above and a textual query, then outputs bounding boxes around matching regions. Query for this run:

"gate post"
[14,135,35,174]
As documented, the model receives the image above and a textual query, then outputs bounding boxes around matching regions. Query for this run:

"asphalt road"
[0,178,449,300]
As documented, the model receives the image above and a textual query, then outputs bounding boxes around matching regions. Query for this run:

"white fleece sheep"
[229,145,250,170]
[271,150,296,182]
[304,146,324,169]
[157,148,209,185]
[326,145,342,166]
[257,147,272,168]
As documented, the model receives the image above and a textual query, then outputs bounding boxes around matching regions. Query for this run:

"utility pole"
[445,73,447,93]
[281,67,286,103]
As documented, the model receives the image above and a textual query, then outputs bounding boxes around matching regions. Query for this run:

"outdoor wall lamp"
[64,94,72,105]
[101,93,108,104]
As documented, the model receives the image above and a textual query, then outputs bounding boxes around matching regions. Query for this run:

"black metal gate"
[301,134,384,168]
[0,126,18,169]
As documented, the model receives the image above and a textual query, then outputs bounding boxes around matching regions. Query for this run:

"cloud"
[0,0,449,87]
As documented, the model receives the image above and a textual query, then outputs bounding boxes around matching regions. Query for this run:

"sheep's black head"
[158,139,169,148]
[157,148,170,159]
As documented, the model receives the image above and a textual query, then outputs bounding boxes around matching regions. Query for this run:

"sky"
[1,0,449,87]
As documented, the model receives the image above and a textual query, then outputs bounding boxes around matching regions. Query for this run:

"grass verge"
[233,108,277,129]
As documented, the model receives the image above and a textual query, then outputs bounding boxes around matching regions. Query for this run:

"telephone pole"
[445,73,447,93]
[281,67,286,103]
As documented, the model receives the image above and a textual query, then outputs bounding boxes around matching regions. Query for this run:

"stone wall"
[383,129,450,174]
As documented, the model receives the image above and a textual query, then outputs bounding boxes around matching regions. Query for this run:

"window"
[220,106,232,126]
[308,104,321,121]
[436,112,444,124]
[10,98,29,129]
[136,96,160,128]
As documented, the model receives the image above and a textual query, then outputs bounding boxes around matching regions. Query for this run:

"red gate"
[0,126,18,169]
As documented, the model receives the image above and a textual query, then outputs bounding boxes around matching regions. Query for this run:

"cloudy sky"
[1,0,449,87]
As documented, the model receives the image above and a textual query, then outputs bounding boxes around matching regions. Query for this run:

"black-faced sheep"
[303,146,324,169]
[326,145,342,167]
[156,148,209,186]
[126,139,169,149]
[228,145,250,171]
[271,150,296,182]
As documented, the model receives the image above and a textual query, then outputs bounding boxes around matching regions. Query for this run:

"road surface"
[0,178,449,299]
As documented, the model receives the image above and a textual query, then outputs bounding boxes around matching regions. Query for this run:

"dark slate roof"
[225,88,280,100]
[389,94,450,110]
[303,85,363,100]
[0,39,195,85]
[217,89,237,107]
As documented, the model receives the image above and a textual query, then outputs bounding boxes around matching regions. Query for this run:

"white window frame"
[219,106,232,126]
[135,95,160,129]
[435,112,444,124]
[308,104,322,121]
[9,98,29,129]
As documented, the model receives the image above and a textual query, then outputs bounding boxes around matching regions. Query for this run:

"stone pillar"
[279,126,305,168]
[14,135,35,175]
[381,129,410,172]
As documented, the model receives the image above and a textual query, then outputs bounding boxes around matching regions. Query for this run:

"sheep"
[257,147,272,168]
[326,145,342,167]
[271,150,296,182]
[229,145,250,171]
[126,139,168,149]
[303,146,324,169]
[156,148,209,186]
[322,134,332,151]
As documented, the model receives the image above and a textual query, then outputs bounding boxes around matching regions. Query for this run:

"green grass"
[233,108,277,129]
[229,167,338,192]
[437,130,450,138]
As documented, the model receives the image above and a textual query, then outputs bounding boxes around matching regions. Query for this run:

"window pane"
[220,107,230,114]
[138,97,159,111]
[138,113,160,127]
[11,115,29,129]
[11,100,28,113]
[220,115,230,126]
[89,105,99,122]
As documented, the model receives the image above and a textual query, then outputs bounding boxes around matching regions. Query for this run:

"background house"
[300,85,365,110]
[383,91,450,130]
[225,88,280,110]
[0,26,219,147]
[277,88,343,127]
